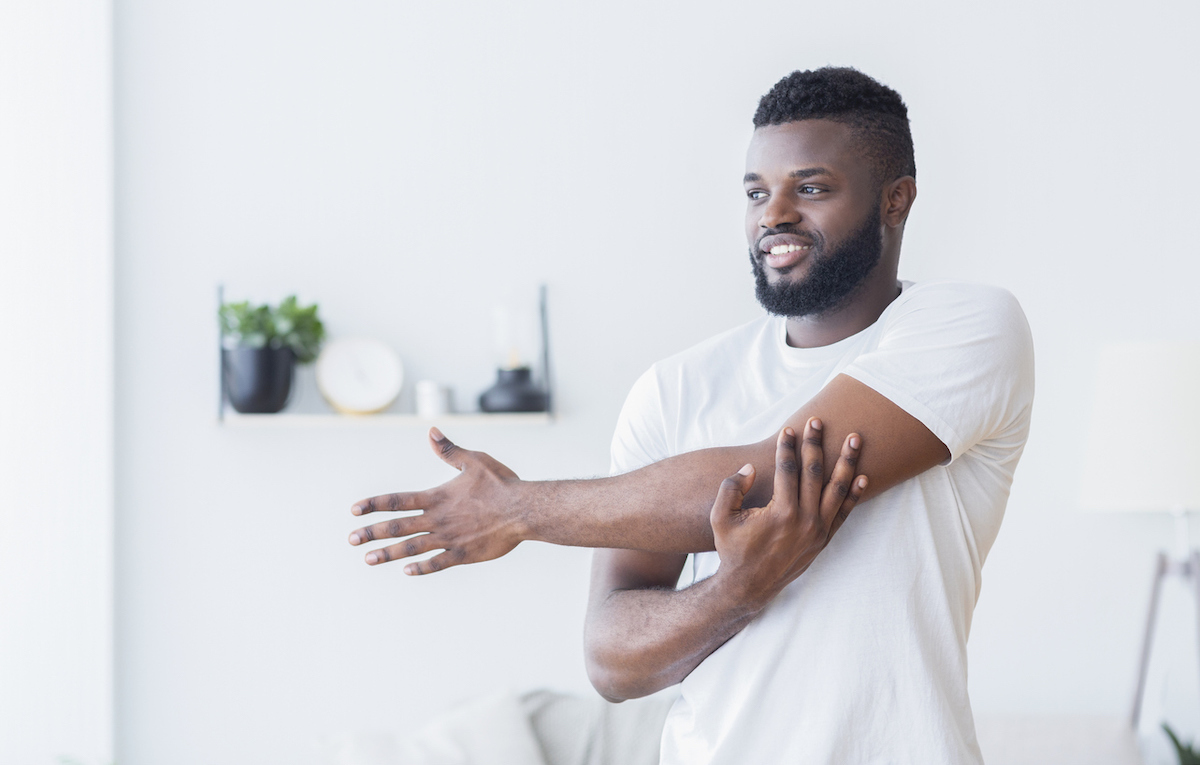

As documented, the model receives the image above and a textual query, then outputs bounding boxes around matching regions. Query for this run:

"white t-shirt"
[608,280,1035,765]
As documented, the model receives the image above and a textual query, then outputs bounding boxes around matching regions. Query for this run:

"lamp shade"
[1079,342,1200,512]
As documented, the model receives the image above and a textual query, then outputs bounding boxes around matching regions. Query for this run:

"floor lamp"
[1079,342,1200,729]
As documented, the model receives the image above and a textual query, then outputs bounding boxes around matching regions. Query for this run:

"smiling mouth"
[760,241,815,271]
[767,243,812,256]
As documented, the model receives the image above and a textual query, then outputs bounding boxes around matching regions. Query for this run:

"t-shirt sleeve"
[841,282,1035,463]
[609,364,672,476]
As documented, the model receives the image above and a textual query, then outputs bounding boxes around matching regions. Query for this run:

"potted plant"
[219,295,325,413]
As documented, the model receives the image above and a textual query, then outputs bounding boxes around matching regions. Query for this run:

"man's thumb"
[710,463,755,524]
[428,427,468,471]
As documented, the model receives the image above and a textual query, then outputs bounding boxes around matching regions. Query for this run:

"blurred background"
[3,0,1199,763]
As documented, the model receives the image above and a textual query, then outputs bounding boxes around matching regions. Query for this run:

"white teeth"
[768,244,812,255]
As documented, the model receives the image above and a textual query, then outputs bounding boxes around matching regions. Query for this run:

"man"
[349,67,1034,763]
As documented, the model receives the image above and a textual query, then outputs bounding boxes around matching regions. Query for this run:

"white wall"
[0,1,114,764]
[113,1,1200,763]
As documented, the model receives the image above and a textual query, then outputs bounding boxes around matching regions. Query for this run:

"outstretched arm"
[586,420,866,701]
[348,374,948,575]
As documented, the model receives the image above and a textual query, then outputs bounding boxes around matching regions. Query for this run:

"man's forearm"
[518,442,775,554]
[584,567,763,702]
[349,436,770,573]
[517,374,947,554]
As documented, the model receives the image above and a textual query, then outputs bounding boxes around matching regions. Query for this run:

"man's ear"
[882,176,917,228]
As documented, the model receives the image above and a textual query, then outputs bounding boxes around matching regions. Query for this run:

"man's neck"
[784,277,903,348]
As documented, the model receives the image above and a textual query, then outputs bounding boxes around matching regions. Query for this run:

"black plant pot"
[479,367,548,413]
[222,346,295,414]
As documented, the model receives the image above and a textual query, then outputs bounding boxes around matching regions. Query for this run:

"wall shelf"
[219,411,553,427]
[218,284,556,429]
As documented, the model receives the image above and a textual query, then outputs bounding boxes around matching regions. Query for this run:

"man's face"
[744,120,883,317]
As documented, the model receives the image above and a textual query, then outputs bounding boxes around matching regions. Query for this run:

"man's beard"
[750,206,883,318]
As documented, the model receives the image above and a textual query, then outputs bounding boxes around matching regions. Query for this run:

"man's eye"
[747,190,767,200]
[799,185,823,194]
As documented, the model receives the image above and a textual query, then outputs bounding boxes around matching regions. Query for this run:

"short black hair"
[754,67,915,184]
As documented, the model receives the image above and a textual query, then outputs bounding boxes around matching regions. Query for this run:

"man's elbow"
[585,651,632,703]
[584,643,663,703]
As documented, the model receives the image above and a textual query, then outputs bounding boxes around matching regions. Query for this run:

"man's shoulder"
[893,279,1025,320]
[888,279,1032,348]
[647,313,777,380]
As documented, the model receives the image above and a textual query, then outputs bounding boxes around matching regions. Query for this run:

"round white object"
[315,337,404,415]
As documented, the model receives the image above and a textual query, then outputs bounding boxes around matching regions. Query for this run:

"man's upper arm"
[746,284,1033,509]
[740,373,950,508]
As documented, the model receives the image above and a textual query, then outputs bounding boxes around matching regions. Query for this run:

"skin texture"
[348,118,949,701]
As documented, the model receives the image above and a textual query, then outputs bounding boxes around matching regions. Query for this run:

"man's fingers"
[428,427,470,471]
[771,426,800,512]
[818,432,862,525]
[829,476,868,538]
[363,533,441,566]
[348,514,432,546]
[404,548,468,577]
[798,418,824,517]
[709,464,755,527]
[351,490,430,517]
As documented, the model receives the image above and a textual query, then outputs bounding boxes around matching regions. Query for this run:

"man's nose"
[759,195,801,229]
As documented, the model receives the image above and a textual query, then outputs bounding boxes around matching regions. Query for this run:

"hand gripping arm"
[584,419,867,701]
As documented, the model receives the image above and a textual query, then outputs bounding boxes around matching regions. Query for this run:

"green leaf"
[1164,723,1200,765]
[274,293,325,363]
[219,295,324,363]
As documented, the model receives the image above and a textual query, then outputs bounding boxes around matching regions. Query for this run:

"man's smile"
[758,233,816,270]
[769,244,811,255]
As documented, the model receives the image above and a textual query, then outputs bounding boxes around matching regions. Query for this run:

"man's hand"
[583,417,867,701]
[709,417,867,610]
[348,427,527,576]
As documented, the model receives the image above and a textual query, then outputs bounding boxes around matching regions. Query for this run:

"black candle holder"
[479,367,548,413]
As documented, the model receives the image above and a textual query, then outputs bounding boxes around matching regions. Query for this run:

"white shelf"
[220,411,553,427]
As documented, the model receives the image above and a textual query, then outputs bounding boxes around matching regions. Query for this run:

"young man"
[349,67,1034,763]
